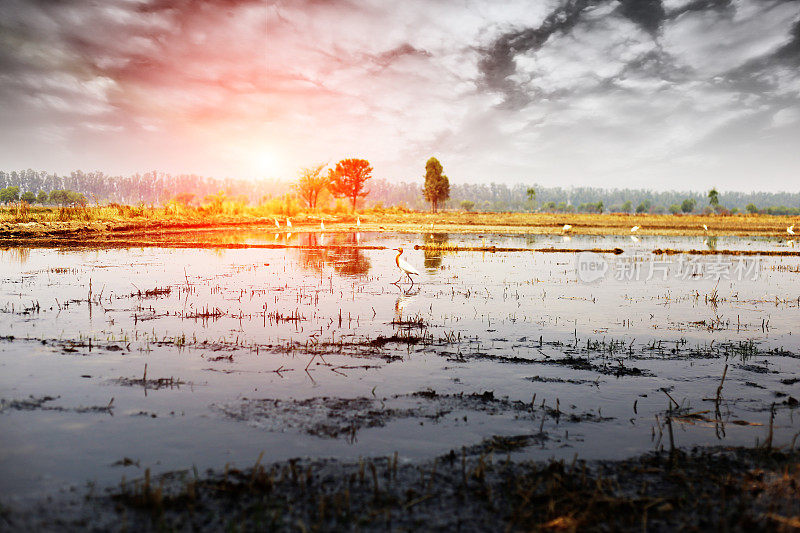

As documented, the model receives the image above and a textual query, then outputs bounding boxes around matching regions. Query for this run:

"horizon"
[1,1,799,191]
[5,168,800,203]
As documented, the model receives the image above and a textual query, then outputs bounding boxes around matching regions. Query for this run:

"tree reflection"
[296,233,370,278]
[423,233,449,271]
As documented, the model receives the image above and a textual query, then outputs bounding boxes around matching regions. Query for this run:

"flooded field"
[1,231,799,508]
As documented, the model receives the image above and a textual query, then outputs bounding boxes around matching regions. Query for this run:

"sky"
[0,0,799,191]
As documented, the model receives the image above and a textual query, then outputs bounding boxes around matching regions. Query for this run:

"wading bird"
[356,217,361,227]
[320,220,325,231]
[788,225,795,235]
[286,217,292,228]
[393,247,420,286]
[274,218,280,228]
[703,224,709,232]
[631,225,639,233]
[562,224,572,233]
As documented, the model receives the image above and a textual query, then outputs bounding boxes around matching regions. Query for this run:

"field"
[1,211,799,531]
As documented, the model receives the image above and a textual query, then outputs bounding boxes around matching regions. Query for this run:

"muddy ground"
[2,445,798,532]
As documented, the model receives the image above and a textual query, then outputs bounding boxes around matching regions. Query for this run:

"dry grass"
[0,206,797,239]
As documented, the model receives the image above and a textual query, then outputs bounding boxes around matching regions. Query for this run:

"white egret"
[274,218,280,228]
[631,225,639,233]
[286,217,292,228]
[703,224,709,232]
[393,247,420,286]
[320,220,325,231]
[356,217,361,227]
[562,224,572,233]
[788,225,795,235]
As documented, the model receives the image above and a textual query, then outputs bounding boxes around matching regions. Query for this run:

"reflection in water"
[296,233,371,278]
[705,236,718,250]
[423,233,449,271]
[2,247,30,264]
[394,288,420,322]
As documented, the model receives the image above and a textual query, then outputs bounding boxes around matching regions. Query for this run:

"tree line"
[1,167,797,215]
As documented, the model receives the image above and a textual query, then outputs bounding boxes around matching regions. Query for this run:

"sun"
[253,150,278,177]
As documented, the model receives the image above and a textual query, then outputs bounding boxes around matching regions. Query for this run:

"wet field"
[1,231,799,512]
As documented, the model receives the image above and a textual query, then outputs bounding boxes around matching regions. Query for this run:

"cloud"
[0,0,798,190]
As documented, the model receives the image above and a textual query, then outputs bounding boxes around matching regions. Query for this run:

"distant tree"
[20,191,36,203]
[746,203,758,214]
[681,198,696,213]
[295,163,329,209]
[0,186,20,204]
[422,157,450,213]
[708,188,719,207]
[37,190,48,204]
[526,187,536,212]
[669,204,681,215]
[596,201,604,213]
[50,189,86,207]
[329,158,372,211]
[460,200,475,212]
[621,200,633,213]
[636,200,651,214]
[172,192,195,206]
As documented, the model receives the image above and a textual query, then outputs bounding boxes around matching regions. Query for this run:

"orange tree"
[295,163,328,209]
[329,158,372,211]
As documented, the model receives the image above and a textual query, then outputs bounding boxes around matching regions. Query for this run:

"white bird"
[631,225,639,233]
[320,220,325,231]
[703,224,709,232]
[274,218,280,228]
[562,224,572,233]
[393,247,420,286]
[788,225,795,235]
[356,217,361,227]
[286,217,292,228]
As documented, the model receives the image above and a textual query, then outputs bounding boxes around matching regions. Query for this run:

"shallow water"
[1,231,799,502]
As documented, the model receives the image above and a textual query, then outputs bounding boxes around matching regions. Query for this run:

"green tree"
[0,186,20,204]
[20,191,36,203]
[681,198,696,213]
[746,203,758,214]
[621,200,632,213]
[460,200,475,212]
[329,158,372,211]
[636,200,651,214]
[423,157,450,213]
[669,204,681,215]
[708,188,719,207]
[526,187,536,212]
[37,190,48,204]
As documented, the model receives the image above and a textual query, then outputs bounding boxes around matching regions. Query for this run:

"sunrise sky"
[0,0,799,190]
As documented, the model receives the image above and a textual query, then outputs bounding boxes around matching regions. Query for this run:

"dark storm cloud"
[617,0,665,34]
[478,0,602,107]
[478,0,800,107]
